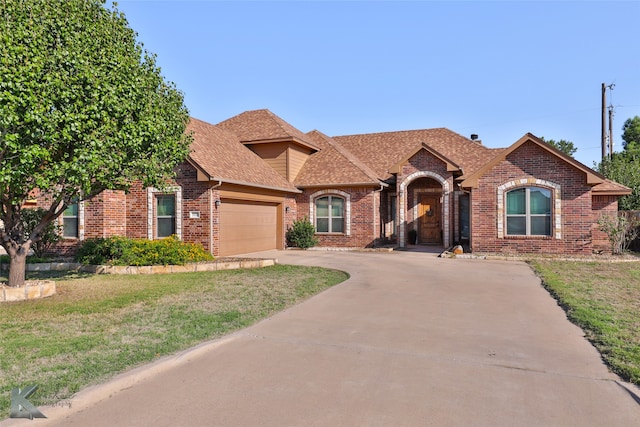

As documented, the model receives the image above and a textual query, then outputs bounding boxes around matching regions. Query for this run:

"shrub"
[598,214,640,254]
[286,217,318,249]
[75,236,213,265]
[21,208,62,258]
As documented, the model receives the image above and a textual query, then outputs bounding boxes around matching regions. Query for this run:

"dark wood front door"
[419,194,442,244]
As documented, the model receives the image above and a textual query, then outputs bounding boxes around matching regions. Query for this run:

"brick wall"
[126,162,212,252]
[470,141,596,255]
[38,190,127,256]
[85,190,126,238]
[125,182,147,239]
[178,165,212,252]
[283,195,297,247]
[591,195,619,252]
[297,187,378,248]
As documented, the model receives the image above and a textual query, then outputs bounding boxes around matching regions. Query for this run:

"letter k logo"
[10,385,46,419]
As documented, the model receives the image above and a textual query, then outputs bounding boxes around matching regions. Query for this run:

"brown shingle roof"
[460,134,606,189]
[187,118,299,193]
[295,131,382,187]
[592,179,632,195]
[216,109,319,151]
[333,128,495,180]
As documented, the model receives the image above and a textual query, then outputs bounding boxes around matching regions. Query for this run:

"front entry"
[418,194,442,244]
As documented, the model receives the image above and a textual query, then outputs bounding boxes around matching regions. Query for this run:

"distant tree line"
[597,116,640,211]
[540,117,640,211]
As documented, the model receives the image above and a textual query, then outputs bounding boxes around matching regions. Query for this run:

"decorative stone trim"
[497,178,561,239]
[147,186,182,240]
[399,171,450,247]
[308,189,351,236]
[1,280,56,302]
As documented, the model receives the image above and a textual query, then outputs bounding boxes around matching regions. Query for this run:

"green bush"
[0,254,52,265]
[75,236,213,266]
[22,208,62,258]
[286,217,318,249]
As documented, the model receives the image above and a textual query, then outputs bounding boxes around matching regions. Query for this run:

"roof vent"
[470,134,479,141]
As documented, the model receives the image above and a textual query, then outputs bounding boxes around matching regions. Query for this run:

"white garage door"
[219,200,279,256]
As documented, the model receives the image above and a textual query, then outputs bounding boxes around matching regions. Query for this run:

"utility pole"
[608,104,614,158]
[602,83,607,160]
[601,83,615,160]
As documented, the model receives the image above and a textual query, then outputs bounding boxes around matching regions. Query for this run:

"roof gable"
[294,130,383,187]
[333,128,494,180]
[388,142,462,174]
[187,118,300,193]
[460,133,605,189]
[216,109,319,151]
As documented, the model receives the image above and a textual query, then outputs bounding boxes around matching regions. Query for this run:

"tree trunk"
[7,243,29,288]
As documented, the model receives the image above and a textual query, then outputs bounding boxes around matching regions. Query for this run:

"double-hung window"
[315,196,344,233]
[62,203,79,238]
[156,195,176,238]
[506,187,551,236]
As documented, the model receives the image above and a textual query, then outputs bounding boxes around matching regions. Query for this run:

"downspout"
[374,184,385,245]
[209,179,223,256]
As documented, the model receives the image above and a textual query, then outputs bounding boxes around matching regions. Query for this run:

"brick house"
[46,109,630,257]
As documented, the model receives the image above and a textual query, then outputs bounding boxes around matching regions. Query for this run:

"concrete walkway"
[6,250,640,426]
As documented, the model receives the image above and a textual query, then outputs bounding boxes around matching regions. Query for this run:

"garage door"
[219,200,279,256]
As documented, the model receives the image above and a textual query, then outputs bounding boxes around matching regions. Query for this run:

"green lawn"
[0,265,348,417]
[530,259,640,385]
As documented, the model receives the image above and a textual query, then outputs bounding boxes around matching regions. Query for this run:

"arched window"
[506,187,552,236]
[315,196,344,233]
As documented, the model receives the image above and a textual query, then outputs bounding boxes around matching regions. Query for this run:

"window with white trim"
[506,187,551,236]
[62,203,79,238]
[315,196,344,233]
[156,194,176,238]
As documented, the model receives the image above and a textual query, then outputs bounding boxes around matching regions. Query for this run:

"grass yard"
[0,265,348,417]
[530,259,640,385]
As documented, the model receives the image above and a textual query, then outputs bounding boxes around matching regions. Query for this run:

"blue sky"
[113,0,640,167]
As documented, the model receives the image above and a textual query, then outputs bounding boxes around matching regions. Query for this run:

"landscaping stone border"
[1,259,275,302]
[1,280,56,302]
[0,258,276,275]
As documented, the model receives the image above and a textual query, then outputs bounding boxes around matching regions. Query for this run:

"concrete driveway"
[7,250,640,426]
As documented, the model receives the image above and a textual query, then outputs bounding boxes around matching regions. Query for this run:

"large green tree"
[0,0,191,287]
[597,116,640,211]
[621,116,640,153]
[540,137,577,157]
[598,155,640,211]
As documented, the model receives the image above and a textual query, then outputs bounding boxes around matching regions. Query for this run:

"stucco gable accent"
[308,189,351,236]
[496,178,562,239]
[389,142,461,174]
[460,134,605,189]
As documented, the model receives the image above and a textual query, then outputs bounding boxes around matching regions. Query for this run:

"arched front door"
[418,194,442,244]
